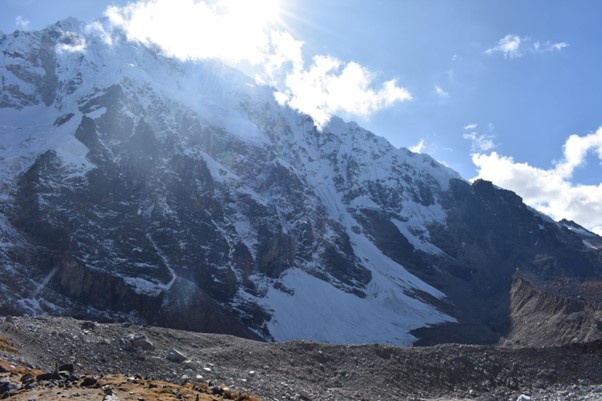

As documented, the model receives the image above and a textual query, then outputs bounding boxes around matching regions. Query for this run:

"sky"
[1,0,602,234]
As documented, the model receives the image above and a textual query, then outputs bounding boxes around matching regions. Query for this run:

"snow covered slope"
[1,19,601,345]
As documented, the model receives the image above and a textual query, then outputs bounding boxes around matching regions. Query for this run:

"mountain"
[1,19,601,346]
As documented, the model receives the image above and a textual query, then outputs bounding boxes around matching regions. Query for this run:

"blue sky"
[2,0,602,233]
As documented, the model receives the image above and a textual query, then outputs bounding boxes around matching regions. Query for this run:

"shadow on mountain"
[405,179,602,346]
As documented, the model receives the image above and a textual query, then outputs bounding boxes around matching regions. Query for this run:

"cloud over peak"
[471,126,602,234]
[409,138,426,154]
[463,123,496,152]
[277,56,411,129]
[105,0,412,129]
[15,16,30,29]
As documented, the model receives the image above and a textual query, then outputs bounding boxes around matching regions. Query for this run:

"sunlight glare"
[221,0,282,27]
[214,0,284,63]
[107,0,287,64]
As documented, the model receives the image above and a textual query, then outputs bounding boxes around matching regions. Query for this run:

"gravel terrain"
[1,316,602,400]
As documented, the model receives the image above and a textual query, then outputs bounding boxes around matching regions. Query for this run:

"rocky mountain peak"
[0,20,601,346]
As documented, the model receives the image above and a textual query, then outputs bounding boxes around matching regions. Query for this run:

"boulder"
[131,333,154,350]
[81,376,98,387]
[167,348,187,363]
[58,363,74,373]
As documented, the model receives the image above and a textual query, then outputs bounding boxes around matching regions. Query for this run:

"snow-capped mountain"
[1,19,601,346]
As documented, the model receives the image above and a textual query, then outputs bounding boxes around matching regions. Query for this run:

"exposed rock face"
[502,273,602,347]
[413,180,602,344]
[0,19,601,346]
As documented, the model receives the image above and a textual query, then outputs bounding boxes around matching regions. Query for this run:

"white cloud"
[463,124,495,152]
[464,132,495,152]
[549,42,569,51]
[434,84,449,98]
[485,34,522,58]
[554,130,602,178]
[471,126,602,232]
[106,0,274,64]
[106,0,412,129]
[485,34,568,58]
[277,56,411,129]
[84,21,113,45]
[261,31,304,85]
[56,33,87,54]
[15,16,30,29]
[409,139,426,153]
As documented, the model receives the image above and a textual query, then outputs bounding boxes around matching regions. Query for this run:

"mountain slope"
[1,19,601,345]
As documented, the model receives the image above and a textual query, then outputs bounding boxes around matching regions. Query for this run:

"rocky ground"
[1,316,602,401]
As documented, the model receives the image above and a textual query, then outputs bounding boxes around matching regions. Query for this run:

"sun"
[107,0,291,65]
[207,0,285,63]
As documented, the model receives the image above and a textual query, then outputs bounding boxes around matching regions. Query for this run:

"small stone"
[20,373,35,384]
[136,349,146,361]
[58,363,74,373]
[506,377,519,390]
[517,395,531,401]
[80,377,97,387]
[59,370,76,381]
[37,372,60,381]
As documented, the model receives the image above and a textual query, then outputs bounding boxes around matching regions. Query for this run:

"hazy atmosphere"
[2,2,602,400]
